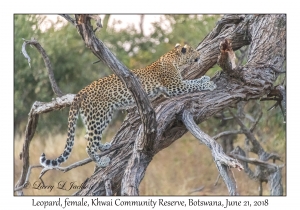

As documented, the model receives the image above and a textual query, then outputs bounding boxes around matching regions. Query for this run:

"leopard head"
[166,43,200,67]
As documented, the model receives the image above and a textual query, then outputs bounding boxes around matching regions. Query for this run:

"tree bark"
[71,14,286,195]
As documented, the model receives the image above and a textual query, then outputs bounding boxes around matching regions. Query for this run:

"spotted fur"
[40,44,216,168]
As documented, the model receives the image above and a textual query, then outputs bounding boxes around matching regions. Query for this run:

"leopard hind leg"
[85,104,112,167]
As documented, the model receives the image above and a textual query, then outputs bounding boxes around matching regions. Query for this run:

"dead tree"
[15,14,286,196]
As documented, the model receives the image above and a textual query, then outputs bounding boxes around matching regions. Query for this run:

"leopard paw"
[99,142,111,152]
[97,156,110,167]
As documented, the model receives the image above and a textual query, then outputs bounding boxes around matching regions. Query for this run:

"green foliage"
[14,15,109,134]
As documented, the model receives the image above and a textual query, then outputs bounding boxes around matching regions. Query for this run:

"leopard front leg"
[184,75,217,91]
[164,75,216,97]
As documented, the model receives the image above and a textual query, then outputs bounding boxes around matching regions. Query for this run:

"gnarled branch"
[182,110,242,195]
[22,39,64,97]
[16,39,72,195]
[228,104,283,195]
[230,146,283,195]
[73,14,157,153]
[73,14,285,196]
[15,94,75,195]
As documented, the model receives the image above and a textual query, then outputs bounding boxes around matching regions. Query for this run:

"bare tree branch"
[182,14,250,79]
[105,179,113,196]
[16,39,76,194]
[230,146,284,195]
[213,98,283,195]
[182,110,243,195]
[268,167,284,195]
[262,85,286,122]
[15,109,38,195]
[228,108,282,164]
[258,181,263,196]
[228,101,284,195]
[229,109,265,156]
[213,130,243,140]
[38,140,131,179]
[59,14,76,26]
[139,14,144,36]
[15,94,75,195]
[31,94,75,115]
[21,39,64,97]
[14,165,42,192]
[250,110,263,132]
[102,15,110,31]
[189,186,205,194]
[206,15,245,40]
[120,125,155,196]
[230,153,282,172]
[214,174,221,186]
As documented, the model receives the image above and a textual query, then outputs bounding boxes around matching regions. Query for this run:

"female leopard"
[40,44,216,168]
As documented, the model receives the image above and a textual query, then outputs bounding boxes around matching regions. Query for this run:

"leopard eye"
[194,58,199,62]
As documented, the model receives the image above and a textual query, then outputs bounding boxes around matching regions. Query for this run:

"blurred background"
[14,14,286,195]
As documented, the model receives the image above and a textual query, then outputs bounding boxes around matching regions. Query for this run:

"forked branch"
[38,140,131,179]
[15,40,73,195]
[22,39,64,97]
[14,165,42,192]
[227,105,283,195]
[230,146,283,195]
[14,94,76,194]
[182,110,243,195]
[73,14,157,152]
[261,85,286,122]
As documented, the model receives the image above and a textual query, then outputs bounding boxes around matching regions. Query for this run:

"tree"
[15,14,286,196]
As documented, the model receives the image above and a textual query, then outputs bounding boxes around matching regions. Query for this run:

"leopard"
[40,43,217,168]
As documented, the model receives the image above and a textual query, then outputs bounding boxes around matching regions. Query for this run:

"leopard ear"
[175,43,181,48]
[181,46,187,54]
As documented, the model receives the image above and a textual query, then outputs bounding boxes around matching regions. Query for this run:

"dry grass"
[140,132,286,196]
[14,132,95,195]
[14,127,286,196]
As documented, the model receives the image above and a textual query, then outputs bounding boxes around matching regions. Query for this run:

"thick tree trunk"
[72,14,286,195]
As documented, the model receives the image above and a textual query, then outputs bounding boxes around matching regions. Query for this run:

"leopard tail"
[40,96,80,167]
